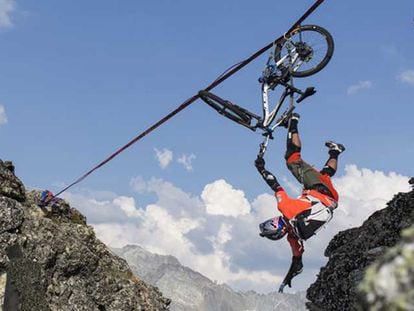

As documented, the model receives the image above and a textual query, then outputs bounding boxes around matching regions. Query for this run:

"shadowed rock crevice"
[0,160,170,311]
[4,244,48,311]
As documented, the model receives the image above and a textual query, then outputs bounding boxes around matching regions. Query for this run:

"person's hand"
[254,155,265,171]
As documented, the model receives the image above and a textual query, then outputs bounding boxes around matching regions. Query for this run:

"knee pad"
[320,166,336,177]
[285,144,301,161]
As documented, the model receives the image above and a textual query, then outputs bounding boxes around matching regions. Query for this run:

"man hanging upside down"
[254,113,345,293]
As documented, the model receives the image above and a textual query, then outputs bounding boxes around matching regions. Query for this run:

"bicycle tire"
[198,90,261,130]
[274,24,334,78]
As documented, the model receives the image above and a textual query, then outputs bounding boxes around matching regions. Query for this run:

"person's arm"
[254,156,282,192]
[287,232,304,257]
[278,233,304,293]
[278,255,303,293]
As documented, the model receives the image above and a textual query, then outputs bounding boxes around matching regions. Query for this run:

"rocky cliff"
[307,180,414,310]
[113,245,307,311]
[0,160,170,311]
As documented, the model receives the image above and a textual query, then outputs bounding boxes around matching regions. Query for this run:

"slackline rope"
[54,0,326,198]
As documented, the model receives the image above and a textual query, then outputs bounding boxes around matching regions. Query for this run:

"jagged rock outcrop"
[114,245,307,311]
[0,161,25,203]
[0,160,170,311]
[306,183,414,311]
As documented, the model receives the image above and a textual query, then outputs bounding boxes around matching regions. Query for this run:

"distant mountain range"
[113,245,307,311]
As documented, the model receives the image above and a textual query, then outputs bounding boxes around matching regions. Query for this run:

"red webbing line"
[54,95,198,197]
[54,0,325,198]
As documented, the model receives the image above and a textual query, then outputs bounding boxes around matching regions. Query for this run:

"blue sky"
[1,0,413,293]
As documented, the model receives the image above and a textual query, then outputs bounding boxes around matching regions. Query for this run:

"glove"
[278,283,287,293]
[254,156,265,171]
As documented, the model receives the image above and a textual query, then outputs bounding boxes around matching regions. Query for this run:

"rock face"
[0,161,25,203]
[114,245,307,311]
[0,160,170,311]
[306,185,414,311]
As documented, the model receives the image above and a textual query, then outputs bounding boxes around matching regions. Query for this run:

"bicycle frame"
[260,40,303,130]
[258,41,310,155]
[261,80,293,129]
[199,31,318,156]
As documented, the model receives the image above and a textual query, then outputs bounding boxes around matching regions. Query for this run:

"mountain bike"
[199,25,334,154]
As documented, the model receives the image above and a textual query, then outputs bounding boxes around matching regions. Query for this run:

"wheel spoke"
[278,26,333,76]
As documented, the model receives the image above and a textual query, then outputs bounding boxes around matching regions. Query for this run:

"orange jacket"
[275,187,337,220]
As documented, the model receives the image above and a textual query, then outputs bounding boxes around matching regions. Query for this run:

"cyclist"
[255,113,345,292]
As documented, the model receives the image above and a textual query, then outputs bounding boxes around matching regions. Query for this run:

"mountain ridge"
[113,244,307,311]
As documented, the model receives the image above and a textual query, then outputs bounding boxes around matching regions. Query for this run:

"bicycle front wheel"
[274,25,334,78]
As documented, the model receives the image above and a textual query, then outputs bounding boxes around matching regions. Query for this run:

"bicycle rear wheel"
[274,25,334,78]
[198,90,261,131]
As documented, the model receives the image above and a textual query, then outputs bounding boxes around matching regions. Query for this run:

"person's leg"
[284,114,322,188]
[284,113,301,161]
[320,141,346,177]
[284,114,304,184]
[317,141,346,201]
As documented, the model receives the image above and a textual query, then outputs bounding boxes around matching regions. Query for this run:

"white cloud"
[201,179,251,217]
[154,148,173,169]
[62,191,139,224]
[93,219,282,292]
[347,80,373,95]
[113,196,142,218]
[72,177,280,292]
[129,176,146,194]
[209,223,233,246]
[397,70,414,86]
[130,177,202,219]
[251,193,281,221]
[0,0,16,28]
[0,105,7,125]
[177,153,196,171]
[67,166,411,294]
